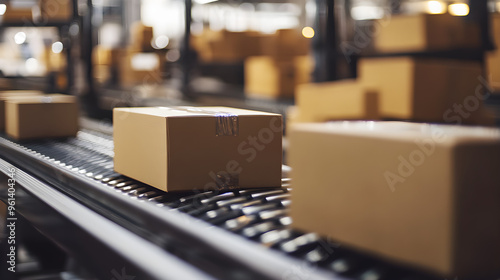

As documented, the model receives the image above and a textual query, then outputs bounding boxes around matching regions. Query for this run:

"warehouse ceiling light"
[153,35,169,49]
[25,58,39,74]
[52,41,63,53]
[14,32,27,45]
[426,0,447,14]
[0,4,6,15]
[302,27,315,38]
[448,3,469,16]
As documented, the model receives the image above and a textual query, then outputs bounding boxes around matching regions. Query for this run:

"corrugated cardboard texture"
[114,107,282,192]
[5,94,78,140]
[289,122,500,278]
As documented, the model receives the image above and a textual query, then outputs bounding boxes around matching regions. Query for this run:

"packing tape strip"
[159,106,239,136]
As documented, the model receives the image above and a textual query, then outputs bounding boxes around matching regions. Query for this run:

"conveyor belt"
[0,128,443,280]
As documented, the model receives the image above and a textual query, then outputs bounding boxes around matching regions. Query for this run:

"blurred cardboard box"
[1,4,33,23]
[0,90,44,131]
[260,29,310,58]
[5,94,78,140]
[289,121,500,278]
[295,79,379,122]
[38,0,72,22]
[374,14,480,53]
[359,57,494,125]
[245,55,312,99]
[130,22,154,52]
[119,50,161,87]
[113,106,282,192]
[486,14,500,92]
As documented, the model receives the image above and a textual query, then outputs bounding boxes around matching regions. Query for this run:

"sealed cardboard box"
[39,0,73,22]
[114,106,282,192]
[295,79,378,122]
[289,121,500,278]
[359,57,493,124]
[5,94,78,140]
[374,14,480,53]
[0,91,44,131]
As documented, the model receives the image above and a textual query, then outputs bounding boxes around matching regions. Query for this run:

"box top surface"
[0,90,44,100]
[291,121,500,144]
[4,94,76,104]
[114,106,281,117]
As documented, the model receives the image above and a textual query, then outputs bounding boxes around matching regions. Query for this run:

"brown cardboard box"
[113,106,282,192]
[245,56,295,98]
[359,57,493,124]
[374,14,480,53]
[1,5,33,23]
[295,79,378,122]
[245,56,312,99]
[0,91,44,131]
[289,121,500,278]
[119,50,161,87]
[130,22,154,52]
[260,29,311,58]
[5,94,78,140]
[486,14,500,92]
[39,0,73,22]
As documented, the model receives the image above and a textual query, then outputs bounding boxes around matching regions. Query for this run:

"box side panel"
[289,126,453,275]
[0,101,5,131]
[359,58,413,119]
[167,115,282,191]
[5,102,20,139]
[113,110,167,191]
[5,102,78,140]
[453,143,500,277]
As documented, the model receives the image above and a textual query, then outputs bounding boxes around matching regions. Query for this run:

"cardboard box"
[1,5,33,23]
[39,0,73,22]
[245,56,294,98]
[374,14,480,53]
[486,14,500,92]
[359,57,494,124]
[295,79,378,122]
[119,50,161,87]
[0,91,44,131]
[5,94,78,140]
[113,106,282,192]
[245,56,312,99]
[289,121,500,278]
[260,29,311,58]
[130,22,154,52]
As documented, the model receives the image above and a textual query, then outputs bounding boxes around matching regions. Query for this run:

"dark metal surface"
[0,128,445,279]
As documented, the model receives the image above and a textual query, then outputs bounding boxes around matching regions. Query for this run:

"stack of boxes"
[292,13,494,126]
[191,29,313,99]
[244,29,313,99]
[93,22,162,87]
[289,12,500,279]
